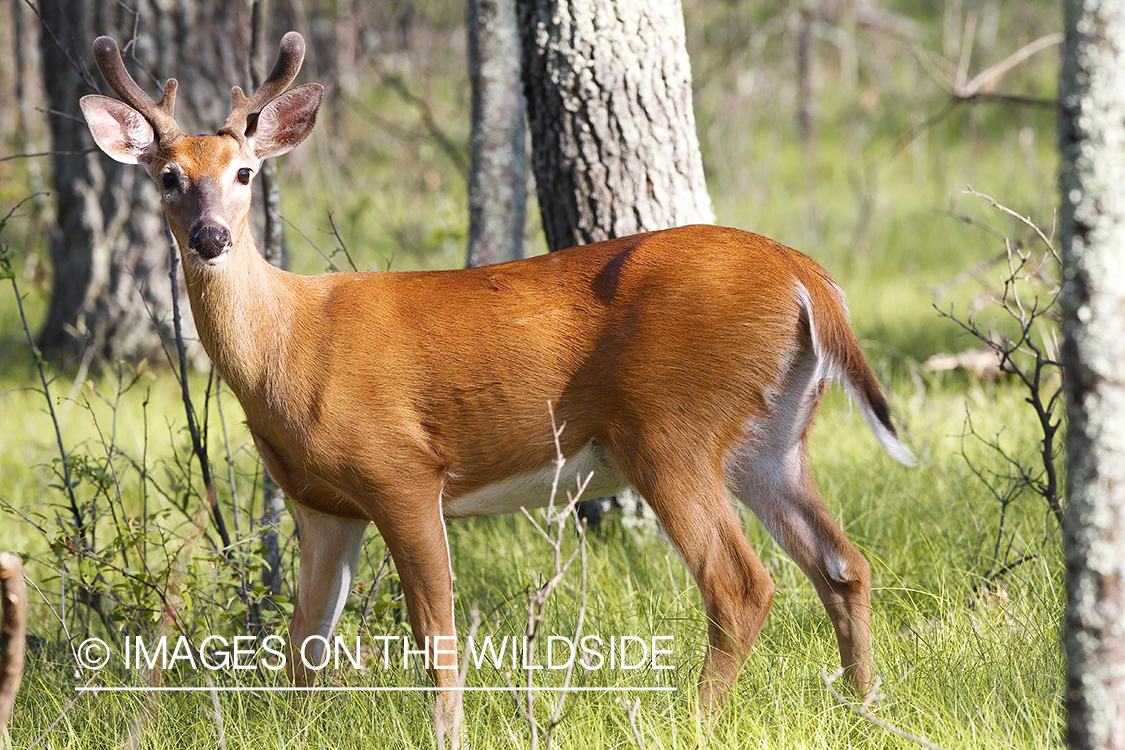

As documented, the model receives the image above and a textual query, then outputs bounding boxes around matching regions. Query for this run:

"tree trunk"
[517,0,714,253]
[466,0,528,267]
[796,0,817,147]
[249,0,289,602]
[38,1,251,363]
[1058,1,1125,748]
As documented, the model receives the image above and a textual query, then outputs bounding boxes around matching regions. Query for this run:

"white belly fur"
[443,440,629,518]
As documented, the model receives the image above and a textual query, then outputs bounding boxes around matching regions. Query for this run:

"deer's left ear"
[249,83,323,160]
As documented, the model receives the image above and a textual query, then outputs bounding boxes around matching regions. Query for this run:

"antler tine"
[91,36,183,143]
[219,31,306,140]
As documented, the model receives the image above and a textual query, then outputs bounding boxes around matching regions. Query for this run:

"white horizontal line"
[76,685,677,693]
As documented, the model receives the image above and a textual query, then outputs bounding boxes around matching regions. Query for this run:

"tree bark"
[249,0,289,602]
[1059,1,1125,748]
[467,0,528,267]
[796,0,818,146]
[517,0,714,253]
[38,2,251,363]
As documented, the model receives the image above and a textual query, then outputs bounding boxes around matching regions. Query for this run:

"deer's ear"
[250,83,323,160]
[80,95,157,165]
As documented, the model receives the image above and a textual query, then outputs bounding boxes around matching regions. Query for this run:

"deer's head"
[80,33,322,267]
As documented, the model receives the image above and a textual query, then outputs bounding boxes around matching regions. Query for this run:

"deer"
[80,31,914,737]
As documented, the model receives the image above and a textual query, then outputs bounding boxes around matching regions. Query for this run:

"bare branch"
[822,668,949,750]
[616,697,645,748]
[961,187,1058,262]
[508,402,595,749]
[957,33,1065,99]
[896,34,1061,155]
[25,676,96,750]
[935,192,1064,580]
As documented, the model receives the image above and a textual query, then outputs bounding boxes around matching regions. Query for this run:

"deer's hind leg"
[613,444,776,709]
[729,349,874,697]
[733,455,873,696]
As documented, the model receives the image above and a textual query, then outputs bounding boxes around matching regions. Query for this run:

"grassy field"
[0,0,1065,747]
[0,385,1063,749]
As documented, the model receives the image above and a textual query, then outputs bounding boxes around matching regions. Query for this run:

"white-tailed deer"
[81,31,913,730]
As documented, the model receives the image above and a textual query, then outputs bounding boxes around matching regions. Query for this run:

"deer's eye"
[161,172,177,190]
[236,168,252,185]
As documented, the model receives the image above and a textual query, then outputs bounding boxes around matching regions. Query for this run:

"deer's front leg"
[286,505,369,685]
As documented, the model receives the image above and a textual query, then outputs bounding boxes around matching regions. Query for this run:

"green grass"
[0,0,1066,746]
[0,374,1064,749]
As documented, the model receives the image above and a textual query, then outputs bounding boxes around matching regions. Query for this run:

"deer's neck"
[180,231,293,405]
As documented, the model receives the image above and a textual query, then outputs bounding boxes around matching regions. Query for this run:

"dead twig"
[895,33,1062,155]
[326,212,359,273]
[955,33,1064,101]
[822,668,949,750]
[616,696,645,748]
[934,190,1063,591]
[507,402,593,750]
[25,675,97,750]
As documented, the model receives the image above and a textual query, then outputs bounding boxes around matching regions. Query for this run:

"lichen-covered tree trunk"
[466,0,528,267]
[517,0,714,253]
[38,1,251,362]
[1058,1,1125,747]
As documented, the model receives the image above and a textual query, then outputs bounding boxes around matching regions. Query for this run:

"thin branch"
[165,220,225,545]
[935,191,1065,580]
[164,218,259,629]
[326,212,359,272]
[22,0,101,93]
[372,75,470,174]
[25,675,97,750]
[508,402,595,749]
[950,91,1058,108]
[961,187,1058,261]
[822,668,949,750]
[957,33,1064,99]
[895,33,1061,156]
[0,147,98,162]
[2,196,83,535]
[282,215,341,272]
[616,697,645,749]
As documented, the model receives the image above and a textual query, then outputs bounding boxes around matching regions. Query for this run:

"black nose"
[188,225,231,260]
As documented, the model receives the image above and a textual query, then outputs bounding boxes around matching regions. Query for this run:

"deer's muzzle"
[188,225,232,260]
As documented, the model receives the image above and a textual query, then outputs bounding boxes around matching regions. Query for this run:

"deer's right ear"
[80,95,157,165]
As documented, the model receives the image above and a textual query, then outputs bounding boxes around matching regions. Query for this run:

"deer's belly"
[442,440,628,518]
